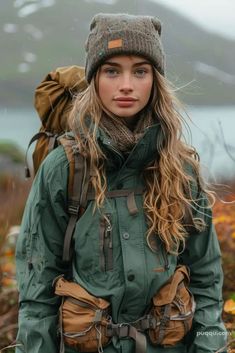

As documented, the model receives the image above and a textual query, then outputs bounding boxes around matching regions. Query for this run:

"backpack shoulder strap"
[59,135,90,262]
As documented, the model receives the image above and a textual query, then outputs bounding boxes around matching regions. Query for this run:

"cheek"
[98,78,112,106]
[141,80,153,101]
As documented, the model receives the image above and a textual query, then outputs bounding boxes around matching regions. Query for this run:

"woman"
[16,13,227,353]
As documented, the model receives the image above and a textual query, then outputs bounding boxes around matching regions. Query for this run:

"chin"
[113,110,140,118]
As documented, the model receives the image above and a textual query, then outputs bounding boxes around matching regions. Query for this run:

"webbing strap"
[62,152,85,262]
[24,131,55,178]
[129,326,146,353]
[71,153,85,206]
[157,304,171,345]
[59,297,65,353]
[62,214,79,262]
[106,323,147,353]
[80,159,90,209]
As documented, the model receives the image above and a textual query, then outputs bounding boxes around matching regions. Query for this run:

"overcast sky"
[151,0,235,40]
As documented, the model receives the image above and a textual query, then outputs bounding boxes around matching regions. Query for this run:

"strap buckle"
[106,323,130,337]
[141,314,157,330]
[68,200,80,215]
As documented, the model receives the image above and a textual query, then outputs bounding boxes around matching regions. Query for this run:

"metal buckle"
[118,323,130,337]
[106,323,130,337]
[68,201,80,215]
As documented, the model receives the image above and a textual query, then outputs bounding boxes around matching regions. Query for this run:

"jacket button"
[122,232,130,240]
[127,274,135,281]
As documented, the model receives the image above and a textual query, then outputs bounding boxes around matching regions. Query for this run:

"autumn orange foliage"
[213,189,235,351]
[213,192,235,300]
[0,174,31,349]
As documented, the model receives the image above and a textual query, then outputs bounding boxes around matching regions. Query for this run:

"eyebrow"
[102,61,151,67]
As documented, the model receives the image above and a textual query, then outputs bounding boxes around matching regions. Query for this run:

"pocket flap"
[55,277,110,310]
[153,265,190,306]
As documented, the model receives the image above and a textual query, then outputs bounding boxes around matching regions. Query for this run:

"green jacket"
[16,124,227,353]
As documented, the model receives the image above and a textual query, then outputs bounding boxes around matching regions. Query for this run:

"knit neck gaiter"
[100,110,155,153]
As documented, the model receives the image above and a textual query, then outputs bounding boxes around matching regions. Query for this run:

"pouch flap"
[55,277,110,310]
[153,265,190,306]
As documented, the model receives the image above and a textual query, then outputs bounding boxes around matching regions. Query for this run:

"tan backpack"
[25,65,89,262]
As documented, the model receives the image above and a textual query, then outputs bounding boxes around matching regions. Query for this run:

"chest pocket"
[99,213,113,272]
[73,204,115,276]
[73,188,144,276]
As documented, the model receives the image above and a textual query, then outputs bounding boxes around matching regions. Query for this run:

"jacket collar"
[97,122,162,171]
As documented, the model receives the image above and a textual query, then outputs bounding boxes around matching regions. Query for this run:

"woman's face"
[97,55,153,121]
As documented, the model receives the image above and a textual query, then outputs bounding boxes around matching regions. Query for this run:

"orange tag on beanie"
[108,39,123,49]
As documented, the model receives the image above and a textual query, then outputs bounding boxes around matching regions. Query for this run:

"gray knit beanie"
[85,13,165,82]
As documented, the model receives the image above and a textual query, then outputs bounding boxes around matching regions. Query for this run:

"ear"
[151,18,162,36]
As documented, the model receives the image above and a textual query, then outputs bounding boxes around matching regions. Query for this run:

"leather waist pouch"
[148,265,196,346]
[54,277,111,352]
[54,265,195,353]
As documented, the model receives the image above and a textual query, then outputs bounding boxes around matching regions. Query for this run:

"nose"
[119,73,133,93]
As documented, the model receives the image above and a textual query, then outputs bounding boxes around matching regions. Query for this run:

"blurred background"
[0,0,235,350]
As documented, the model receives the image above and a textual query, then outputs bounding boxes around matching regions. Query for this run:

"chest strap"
[87,187,144,200]
[88,188,144,216]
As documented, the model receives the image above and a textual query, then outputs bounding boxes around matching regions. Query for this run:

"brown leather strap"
[48,134,58,153]
[127,191,139,215]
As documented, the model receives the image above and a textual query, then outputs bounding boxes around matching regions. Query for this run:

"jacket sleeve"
[15,147,70,353]
[179,193,227,353]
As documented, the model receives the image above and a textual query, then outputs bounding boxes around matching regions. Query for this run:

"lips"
[114,97,137,102]
[114,97,138,108]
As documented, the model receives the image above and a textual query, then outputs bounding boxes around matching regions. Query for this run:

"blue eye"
[135,68,147,77]
[104,68,119,76]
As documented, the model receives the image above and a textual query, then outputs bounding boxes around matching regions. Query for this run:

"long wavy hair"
[69,66,215,254]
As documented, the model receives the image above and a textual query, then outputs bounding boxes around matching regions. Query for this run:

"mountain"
[1,0,235,107]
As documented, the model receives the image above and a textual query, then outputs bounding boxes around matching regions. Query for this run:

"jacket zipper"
[100,214,113,272]
[102,138,124,160]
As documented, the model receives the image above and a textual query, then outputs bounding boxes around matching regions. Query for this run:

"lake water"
[0,106,235,179]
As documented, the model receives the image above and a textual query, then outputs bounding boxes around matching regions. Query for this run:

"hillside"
[1,0,235,107]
